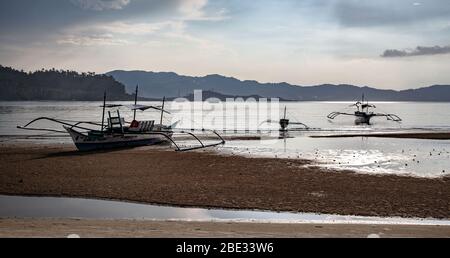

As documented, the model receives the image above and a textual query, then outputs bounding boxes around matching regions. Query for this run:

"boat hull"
[64,127,171,152]
[74,137,167,152]
[354,112,374,125]
[355,116,371,125]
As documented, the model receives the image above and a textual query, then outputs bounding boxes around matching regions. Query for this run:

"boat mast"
[160,96,166,126]
[101,91,106,132]
[284,106,287,120]
[362,93,367,112]
[133,85,138,121]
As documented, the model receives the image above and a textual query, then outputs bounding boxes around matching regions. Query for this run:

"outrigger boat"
[18,86,225,152]
[327,94,402,125]
[262,106,310,132]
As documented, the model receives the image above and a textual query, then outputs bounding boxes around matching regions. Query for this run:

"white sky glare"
[0,0,449,89]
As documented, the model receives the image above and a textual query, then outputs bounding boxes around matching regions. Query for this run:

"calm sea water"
[1,101,449,178]
[1,101,450,135]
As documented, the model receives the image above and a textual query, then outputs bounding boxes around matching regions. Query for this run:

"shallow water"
[1,195,448,225]
[219,136,450,178]
[1,101,449,177]
[2,101,450,135]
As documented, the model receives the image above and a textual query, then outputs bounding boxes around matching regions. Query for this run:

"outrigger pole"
[101,91,106,132]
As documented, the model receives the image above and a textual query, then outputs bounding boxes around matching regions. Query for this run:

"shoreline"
[1,143,449,219]
[1,218,449,238]
[310,132,450,140]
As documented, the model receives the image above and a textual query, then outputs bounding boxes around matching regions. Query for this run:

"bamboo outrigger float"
[18,86,225,152]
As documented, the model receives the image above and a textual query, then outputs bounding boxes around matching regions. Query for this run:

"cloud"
[55,20,177,47]
[92,21,182,35]
[332,0,450,27]
[178,0,207,17]
[381,45,450,57]
[54,0,228,48]
[70,0,131,11]
[57,33,129,46]
[176,0,228,21]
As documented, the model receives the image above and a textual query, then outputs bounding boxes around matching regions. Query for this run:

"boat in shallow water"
[327,94,402,125]
[18,86,225,152]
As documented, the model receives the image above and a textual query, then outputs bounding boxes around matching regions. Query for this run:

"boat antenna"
[133,85,138,121]
[101,91,106,132]
[160,96,166,126]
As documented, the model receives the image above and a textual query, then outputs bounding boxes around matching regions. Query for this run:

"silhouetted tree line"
[0,65,134,101]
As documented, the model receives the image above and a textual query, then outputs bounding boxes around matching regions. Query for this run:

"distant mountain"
[2,65,449,101]
[107,70,450,101]
[0,65,134,101]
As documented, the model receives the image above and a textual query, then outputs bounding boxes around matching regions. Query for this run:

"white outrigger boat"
[18,86,225,152]
[327,94,402,125]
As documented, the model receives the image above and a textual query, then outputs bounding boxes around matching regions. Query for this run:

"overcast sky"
[1,0,449,89]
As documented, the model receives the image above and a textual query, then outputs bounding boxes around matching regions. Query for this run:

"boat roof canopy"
[100,104,170,114]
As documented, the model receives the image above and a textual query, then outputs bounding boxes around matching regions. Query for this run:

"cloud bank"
[333,0,450,27]
[1,0,450,89]
[381,45,450,57]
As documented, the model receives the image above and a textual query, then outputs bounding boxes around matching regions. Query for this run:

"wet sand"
[0,144,449,219]
[310,132,450,140]
[1,219,449,238]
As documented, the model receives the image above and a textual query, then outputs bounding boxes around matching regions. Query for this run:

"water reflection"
[219,136,450,178]
[1,195,448,225]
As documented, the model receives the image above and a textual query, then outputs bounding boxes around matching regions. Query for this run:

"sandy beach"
[0,143,449,219]
[1,219,449,238]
